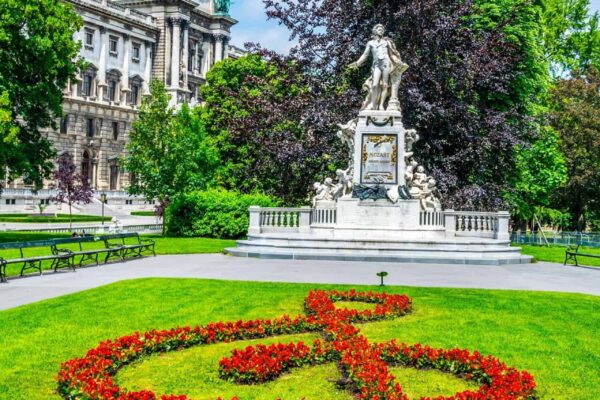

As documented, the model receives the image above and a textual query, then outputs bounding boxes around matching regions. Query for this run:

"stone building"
[1,0,238,213]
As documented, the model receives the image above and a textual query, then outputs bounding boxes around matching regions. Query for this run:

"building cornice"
[66,0,159,32]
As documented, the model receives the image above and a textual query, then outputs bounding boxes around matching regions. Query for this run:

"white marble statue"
[312,178,335,206]
[336,118,357,169]
[421,178,442,211]
[349,24,408,111]
[334,168,353,198]
[404,129,419,160]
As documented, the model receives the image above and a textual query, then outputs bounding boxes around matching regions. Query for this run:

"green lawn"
[0,232,235,277]
[130,211,156,216]
[0,279,597,399]
[0,213,111,223]
[519,244,600,267]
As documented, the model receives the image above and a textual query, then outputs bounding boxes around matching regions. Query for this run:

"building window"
[86,118,95,137]
[188,46,195,72]
[107,80,117,101]
[131,84,140,106]
[81,151,91,184]
[197,49,204,74]
[125,199,133,205]
[109,165,119,190]
[84,29,94,49]
[60,115,69,134]
[82,74,92,96]
[5,199,16,205]
[109,36,118,56]
[112,121,119,140]
[132,42,140,62]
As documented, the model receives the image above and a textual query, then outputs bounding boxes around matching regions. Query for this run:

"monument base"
[226,202,532,266]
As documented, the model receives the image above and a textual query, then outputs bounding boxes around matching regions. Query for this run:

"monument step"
[243,236,517,252]
[225,247,533,266]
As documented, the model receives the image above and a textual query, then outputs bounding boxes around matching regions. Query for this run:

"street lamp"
[100,193,107,225]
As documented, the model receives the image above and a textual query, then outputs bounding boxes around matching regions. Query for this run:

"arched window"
[81,151,92,183]
[129,75,144,106]
[79,65,98,98]
[105,69,122,102]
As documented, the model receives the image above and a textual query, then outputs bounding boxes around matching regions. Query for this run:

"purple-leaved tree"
[51,154,94,229]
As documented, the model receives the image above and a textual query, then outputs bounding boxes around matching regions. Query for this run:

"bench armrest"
[54,247,73,255]
[105,241,123,249]
[140,238,155,244]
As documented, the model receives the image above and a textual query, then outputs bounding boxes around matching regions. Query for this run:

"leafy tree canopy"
[201,54,344,204]
[549,67,600,230]
[0,0,83,190]
[123,80,218,212]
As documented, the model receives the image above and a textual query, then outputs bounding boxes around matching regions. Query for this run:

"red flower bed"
[57,290,537,400]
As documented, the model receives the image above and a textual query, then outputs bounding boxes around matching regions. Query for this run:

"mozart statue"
[349,24,408,111]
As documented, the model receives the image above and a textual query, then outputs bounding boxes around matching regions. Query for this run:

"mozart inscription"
[360,134,398,184]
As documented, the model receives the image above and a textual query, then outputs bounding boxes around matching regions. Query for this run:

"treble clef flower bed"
[57,289,538,399]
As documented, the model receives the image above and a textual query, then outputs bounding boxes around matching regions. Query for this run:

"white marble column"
[121,34,131,104]
[170,18,182,89]
[143,41,152,95]
[223,37,230,59]
[97,27,108,101]
[214,34,224,63]
[182,22,189,88]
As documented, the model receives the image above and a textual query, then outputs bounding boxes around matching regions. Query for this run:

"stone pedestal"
[336,197,420,229]
[352,110,407,188]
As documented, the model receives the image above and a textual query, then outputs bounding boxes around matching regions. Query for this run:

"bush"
[165,189,280,239]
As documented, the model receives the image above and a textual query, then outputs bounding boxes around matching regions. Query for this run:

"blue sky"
[229,0,600,54]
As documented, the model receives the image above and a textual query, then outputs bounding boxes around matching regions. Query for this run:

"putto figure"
[349,24,408,111]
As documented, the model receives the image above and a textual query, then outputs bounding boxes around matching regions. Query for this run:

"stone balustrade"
[248,206,311,234]
[443,210,510,240]
[248,206,510,240]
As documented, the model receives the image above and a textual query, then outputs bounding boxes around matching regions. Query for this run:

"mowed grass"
[0,279,597,399]
[519,244,600,267]
[0,213,111,223]
[0,232,235,277]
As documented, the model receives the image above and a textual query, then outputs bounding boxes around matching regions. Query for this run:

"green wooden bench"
[98,233,156,261]
[51,236,120,268]
[0,240,73,281]
[564,244,600,266]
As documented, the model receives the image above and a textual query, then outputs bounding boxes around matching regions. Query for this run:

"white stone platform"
[225,207,533,265]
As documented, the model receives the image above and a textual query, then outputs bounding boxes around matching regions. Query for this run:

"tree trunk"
[69,202,73,230]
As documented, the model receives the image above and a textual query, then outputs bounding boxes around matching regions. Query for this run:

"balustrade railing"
[419,211,444,227]
[248,206,510,240]
[311,207,337,226]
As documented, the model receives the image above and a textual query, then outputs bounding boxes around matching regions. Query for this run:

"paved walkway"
[0,254,598,310]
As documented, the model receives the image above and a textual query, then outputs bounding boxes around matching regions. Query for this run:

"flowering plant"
[57,290,537,399]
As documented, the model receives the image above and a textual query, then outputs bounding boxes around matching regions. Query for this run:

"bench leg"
[21,260,42,276]
[0,263,6,283]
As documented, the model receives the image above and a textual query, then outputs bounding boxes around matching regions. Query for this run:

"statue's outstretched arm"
[349,44,371,68]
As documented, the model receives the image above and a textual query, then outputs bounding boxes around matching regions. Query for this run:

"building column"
[170,17,182,89]
[182,22,189,89]
[121,33,131,104]
[97,27,108,102]
[143,41,153,95]
[214,33,224,63]
[223,37,230,59]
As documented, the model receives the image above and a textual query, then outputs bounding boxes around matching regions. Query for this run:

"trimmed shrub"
[165,189,280,238]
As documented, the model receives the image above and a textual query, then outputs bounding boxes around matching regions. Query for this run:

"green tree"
[0,0,82,190]
[123,80,218,219]
[550,68,600,230]
[201,54,337,204]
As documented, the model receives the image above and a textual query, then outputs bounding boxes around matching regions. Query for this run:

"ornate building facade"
[1,0,238,212]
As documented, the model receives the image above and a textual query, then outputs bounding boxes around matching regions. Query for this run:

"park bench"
[51,236,120,268]
[564,244,600,266]
[99,233,156,262]
[0,240,72,282]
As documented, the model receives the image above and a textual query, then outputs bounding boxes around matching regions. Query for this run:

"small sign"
[360,134,398,184]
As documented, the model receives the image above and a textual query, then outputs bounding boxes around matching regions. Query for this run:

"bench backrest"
[0,240,56,250]
[98,233,139,241]
[51,236,97,246]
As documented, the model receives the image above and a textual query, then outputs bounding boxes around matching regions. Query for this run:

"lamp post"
[100,193,107,225]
